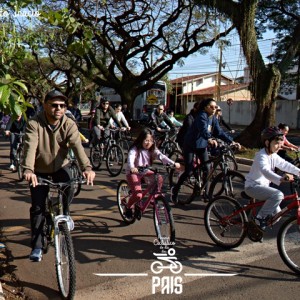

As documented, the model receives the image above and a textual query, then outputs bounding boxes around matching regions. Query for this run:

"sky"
[168,31,276,81]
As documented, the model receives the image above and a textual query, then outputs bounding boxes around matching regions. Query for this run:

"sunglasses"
[158,108,164,111]
[49,103,67,109]
[209,105,218,109]
[103,102,109,105]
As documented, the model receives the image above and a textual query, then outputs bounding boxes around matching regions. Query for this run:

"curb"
[236,156,253,166]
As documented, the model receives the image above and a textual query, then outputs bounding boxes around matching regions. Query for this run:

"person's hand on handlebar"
[174,162,180,169]
[231,141,241,150]
[130,167,139,174]
[24,172,38,187]
[82,169,95,186]
[208,138,218,148]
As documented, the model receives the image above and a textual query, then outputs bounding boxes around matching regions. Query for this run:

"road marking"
[94,273,148,277]
[184,273,237,277]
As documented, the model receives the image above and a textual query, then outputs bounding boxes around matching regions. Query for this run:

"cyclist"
[171,98,240,204]
[148,104,175,148]
[277,123,299,163]
[125,128,180,218]
[244,126,300,231]
[176,101,200,150]
[109,104,131,130]
[215,106,235,134]
[5,114,26,171]
[22,90,95,262]
[92,99,122,147]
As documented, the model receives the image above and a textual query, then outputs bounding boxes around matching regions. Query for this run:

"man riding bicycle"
[23,90,95,262]
[92,99,122,147]
[148,104,175,147]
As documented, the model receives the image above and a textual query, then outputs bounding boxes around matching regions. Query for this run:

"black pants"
[29,167,72,250]
[173,147,210,194]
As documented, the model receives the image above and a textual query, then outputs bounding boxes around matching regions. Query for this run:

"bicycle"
[14,133,25,181]
[116,128,133,159]
[68,149,82,197]
[117,166,176,243]
[154,128,180,157]
[169,141,244,205]
[204,176,300,274]
[37,176,86,299]
[89,128,124,176]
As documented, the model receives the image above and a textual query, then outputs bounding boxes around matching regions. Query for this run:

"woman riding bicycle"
[244,126,300,231]
[170,98,240,204]
[126,128,180,218]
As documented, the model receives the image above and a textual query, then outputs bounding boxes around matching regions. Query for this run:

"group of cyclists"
[3,89,300,263]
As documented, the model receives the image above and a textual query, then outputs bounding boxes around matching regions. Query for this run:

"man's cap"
[45,90,68,103]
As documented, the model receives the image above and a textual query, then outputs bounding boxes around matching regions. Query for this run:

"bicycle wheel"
[168,150,183,164]
[277,216,300,274]
[204,196,247,248]
[69,162,82,197]
[207,170,245,202]
[153,196,175,243]
[106,144,124,176]
[161,140,178,156]
[117,180,136,224]
[90,147,102,170]
[118,139,130,160]
[55,223,76,300]
[16,147,24,181]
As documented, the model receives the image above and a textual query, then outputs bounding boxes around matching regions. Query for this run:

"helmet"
[261,126,283,144]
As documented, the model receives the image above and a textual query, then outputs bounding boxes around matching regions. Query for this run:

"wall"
[186,100,300,129]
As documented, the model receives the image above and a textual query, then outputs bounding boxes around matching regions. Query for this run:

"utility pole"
[217,42,223,102]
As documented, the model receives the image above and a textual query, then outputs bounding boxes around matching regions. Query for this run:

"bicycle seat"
[241,191,252,200]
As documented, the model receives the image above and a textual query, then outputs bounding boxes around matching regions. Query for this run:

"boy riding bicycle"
[245,126,300,231]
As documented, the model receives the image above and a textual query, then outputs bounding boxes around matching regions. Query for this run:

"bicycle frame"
[222,187,300,227]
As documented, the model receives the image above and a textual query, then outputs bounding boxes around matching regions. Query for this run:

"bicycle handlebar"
[35,176,86,188]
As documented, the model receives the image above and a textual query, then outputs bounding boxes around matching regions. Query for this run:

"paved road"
[0,137,299,300]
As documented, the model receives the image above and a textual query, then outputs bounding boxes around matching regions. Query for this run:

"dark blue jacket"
[184,111,232,151]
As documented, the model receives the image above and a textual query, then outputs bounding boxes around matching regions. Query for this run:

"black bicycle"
[14,133,25,181]
[169,141,244,204]
[90,128,124,176]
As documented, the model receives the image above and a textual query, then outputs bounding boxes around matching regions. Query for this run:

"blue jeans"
[245,185,283,218]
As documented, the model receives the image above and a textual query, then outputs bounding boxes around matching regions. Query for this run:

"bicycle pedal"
[247,220,264,242]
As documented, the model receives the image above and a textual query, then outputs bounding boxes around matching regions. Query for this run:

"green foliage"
[0,75,31,118]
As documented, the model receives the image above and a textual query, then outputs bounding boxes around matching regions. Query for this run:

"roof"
[170,72,234,85]
[177,83,249,96]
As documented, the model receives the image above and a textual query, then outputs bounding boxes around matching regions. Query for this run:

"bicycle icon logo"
[151,248,183,274]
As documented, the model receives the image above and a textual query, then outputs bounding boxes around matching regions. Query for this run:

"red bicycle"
[117,166,176,243]
[204,176,300,274]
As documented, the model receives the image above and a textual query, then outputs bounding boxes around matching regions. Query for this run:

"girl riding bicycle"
[126,128,180,218]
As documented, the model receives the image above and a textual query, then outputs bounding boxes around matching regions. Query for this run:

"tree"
[34,0,234,114]
[0,0,41,116]
[195,0,300,147]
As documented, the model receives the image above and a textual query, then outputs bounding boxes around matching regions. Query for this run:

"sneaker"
[170,186,178,204]
[9,164,16,171]
[254,217,269,231]
[29,248,43,262]
[125,208,133,219]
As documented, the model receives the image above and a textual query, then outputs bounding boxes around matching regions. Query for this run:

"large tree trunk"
[236,65,281,147]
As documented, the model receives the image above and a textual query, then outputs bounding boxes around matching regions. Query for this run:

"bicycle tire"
[169,167,195,205]
[106,144,124,177]
[117,180,136,224]
[277,216,300,274]
[16,147,23,181]
[118,139,130,162]
[161,140,179,156]
[168,150,183,164]
[204,196,247,249]
[207,170,245,202]
[69,162,82,197]
[55,223,76,300]
[90,147,102,170]
[153,196,175,243]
